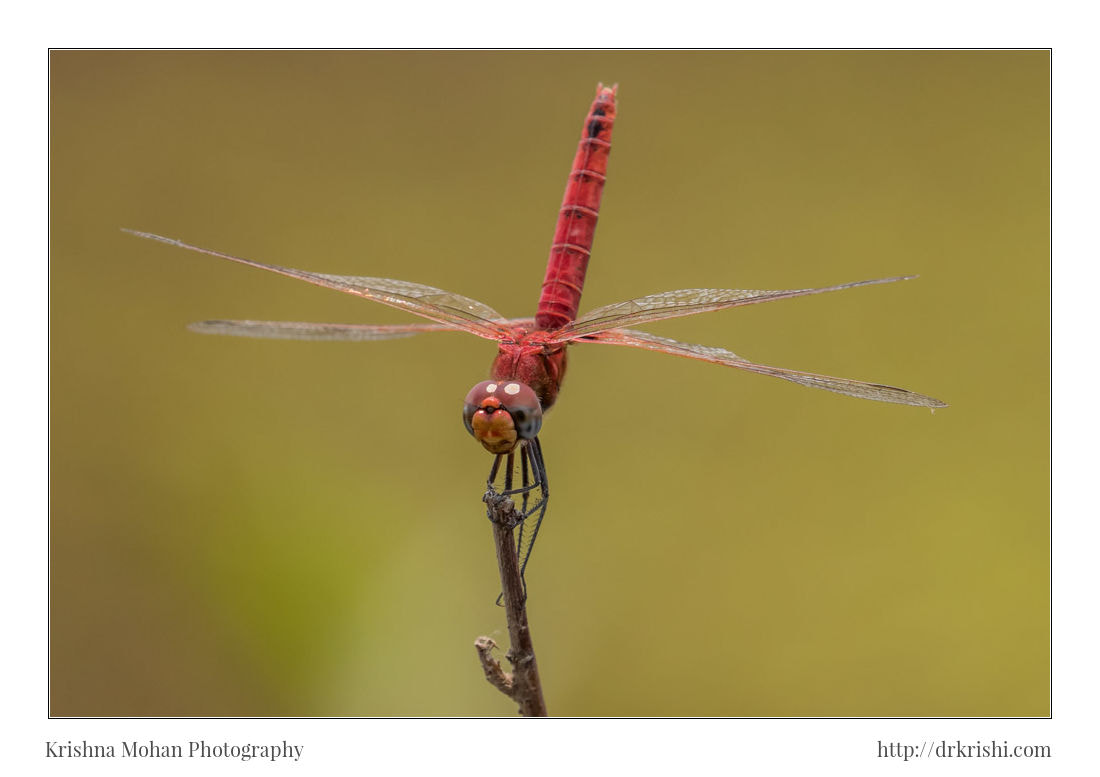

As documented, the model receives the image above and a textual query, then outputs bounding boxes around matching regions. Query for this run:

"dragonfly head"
[463,380,543,454]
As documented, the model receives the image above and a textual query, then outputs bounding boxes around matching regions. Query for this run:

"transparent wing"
[582,329,947,408]
[125,230,509,341]
[188,318,537,341]
[551,277,914,341]
[188,320,466,341]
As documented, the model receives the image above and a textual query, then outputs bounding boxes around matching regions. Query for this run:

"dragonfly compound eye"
[462,380,543,454]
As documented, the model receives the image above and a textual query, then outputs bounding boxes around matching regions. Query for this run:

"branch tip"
[475,636,515,696]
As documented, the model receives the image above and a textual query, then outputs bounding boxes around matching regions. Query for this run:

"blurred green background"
[50,51,1049,716]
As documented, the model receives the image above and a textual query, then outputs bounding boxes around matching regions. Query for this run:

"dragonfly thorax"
[463,380,543,454]
[490,338,567,411]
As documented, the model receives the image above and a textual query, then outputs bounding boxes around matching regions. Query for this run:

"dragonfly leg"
[486,450,544,509]
[484,452,523,529]
[516,437,550,587]
[482,439,550,604]
[495,445,545,501]
[514,445,533,601]
[487,453,503,490]
[520,445,531,516]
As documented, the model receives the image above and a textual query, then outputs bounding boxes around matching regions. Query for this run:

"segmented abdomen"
[534,84,617,331]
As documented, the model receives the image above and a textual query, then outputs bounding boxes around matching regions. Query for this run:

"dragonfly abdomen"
[535,84,617,332]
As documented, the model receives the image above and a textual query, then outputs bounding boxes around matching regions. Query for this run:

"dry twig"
[474,491,547,717]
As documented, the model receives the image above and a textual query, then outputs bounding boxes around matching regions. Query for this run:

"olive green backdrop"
[50,51,1049,716]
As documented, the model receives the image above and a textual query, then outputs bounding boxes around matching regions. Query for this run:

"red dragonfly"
[127,84,945,585]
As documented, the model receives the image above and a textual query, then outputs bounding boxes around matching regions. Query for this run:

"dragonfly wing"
[189,317,536,341]
[552,277,915,340]
[582,329,947,408]
[188,320,465,341]
[125,230,509,341]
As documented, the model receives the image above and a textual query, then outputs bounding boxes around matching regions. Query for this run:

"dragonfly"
[126,83,945,590]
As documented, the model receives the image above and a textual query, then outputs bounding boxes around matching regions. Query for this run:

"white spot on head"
[504,383,521,396]
[486,383,498,393]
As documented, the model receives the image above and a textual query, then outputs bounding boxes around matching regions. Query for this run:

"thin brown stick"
[474,491,548,717]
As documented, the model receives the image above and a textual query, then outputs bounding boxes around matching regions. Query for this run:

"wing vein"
[551,277,915,340]
[580,328,947,408]
[125,230,509,341]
